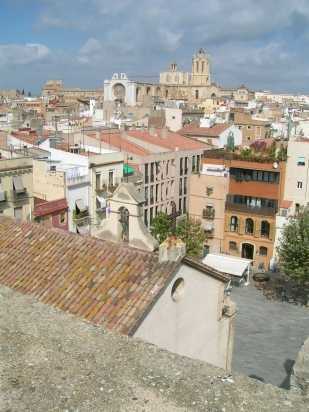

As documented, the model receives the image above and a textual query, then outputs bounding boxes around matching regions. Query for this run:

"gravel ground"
[231,283,309,389]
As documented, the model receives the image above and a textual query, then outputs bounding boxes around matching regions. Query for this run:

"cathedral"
[103,49,251,106]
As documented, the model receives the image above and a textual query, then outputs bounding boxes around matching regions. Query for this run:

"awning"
[75,198,87,213]
[0,185,5,202]
[96,196,106,210]
[13,176,25,193]
[203,253,251,278]
[123,164,134,176]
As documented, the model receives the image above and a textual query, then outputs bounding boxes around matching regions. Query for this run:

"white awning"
[75,198,87,213]
[203,253,251,278]
[13,176,25,193]
[96,196,106,209]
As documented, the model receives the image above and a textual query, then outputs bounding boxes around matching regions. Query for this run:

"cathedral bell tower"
[191,48,211,86]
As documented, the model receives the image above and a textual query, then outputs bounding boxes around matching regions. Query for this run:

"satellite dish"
[273,162,279,169]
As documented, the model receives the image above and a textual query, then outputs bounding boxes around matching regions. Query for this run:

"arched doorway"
[119,207,129,242]
[242,243,254,260]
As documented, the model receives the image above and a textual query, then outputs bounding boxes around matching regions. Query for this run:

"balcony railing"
[10,190,28,202]
[202,208,215,220]
[73,210,90,226]
[225,200,276,216]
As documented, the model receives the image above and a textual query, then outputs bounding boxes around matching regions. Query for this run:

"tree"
[278,207,309,284]
[150,212,172,244]
[176,217,206,257]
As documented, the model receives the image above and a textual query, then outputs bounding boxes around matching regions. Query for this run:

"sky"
[1,0,309,94]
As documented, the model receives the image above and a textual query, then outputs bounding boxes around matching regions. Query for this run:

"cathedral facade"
[103,49,251,107]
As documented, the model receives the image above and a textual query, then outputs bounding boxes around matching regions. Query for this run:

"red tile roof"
[97,132,151,157]
[179,124,230,138]
[0,217,178,335]
[34,198,68,217]
[127,129,208,151]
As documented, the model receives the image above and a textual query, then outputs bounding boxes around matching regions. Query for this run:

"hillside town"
[1,43,309,410]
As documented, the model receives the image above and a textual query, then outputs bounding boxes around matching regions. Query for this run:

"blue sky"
[1,0,309,94]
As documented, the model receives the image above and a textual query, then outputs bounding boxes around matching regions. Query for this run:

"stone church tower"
[190,48,211,86]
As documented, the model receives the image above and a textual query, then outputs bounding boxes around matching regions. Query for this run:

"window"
[171,278,185,302]
[184,157,188,174]
[245,218,254,234]
[145,164,149,183]
[14,207,23,222]
[108,170,114,187]
[150,207,153,224]
[229,241,237,251]
[179,198,182,214]
[259,246,268,256]
[230,216,238,232]
[261,220,270,238]
[180,158,183,175]
[179,178,183,196]
[297,181,303,189]
[145,186,149,206]
[150,186,154,204]
[196,155,200,172]
[192,156,196,172]
[206,186,213,196]
[184,177,187,195]
[183,197,187,213]
[155,184,159,202]
[195,89,199,99]
[150,163,154,182]
[60,212,66,224]
[144,209,148,226]
[96,173,101,191]
[297,156,305,166]
[203,205,215,219]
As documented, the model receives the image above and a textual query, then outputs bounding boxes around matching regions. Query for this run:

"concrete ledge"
[0,286,307,411]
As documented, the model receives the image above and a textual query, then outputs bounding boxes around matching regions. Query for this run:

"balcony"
[96,183,118,195]
[10,189,28,203]
[202,208,215,220]
[225,200,276,216]
[73,209,90,226]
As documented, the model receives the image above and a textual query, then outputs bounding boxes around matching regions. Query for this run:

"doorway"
[242,243,254,260]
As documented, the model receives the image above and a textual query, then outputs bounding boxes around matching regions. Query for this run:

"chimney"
[159,236,186,263]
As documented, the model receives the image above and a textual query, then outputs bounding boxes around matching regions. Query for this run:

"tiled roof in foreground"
[0,217,178,335]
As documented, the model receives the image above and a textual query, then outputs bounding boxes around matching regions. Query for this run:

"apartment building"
[230,109,271,145]
[90,128,207,228]
[189,160,229,255]
[33,145,124,235]
[0,153,33,222]
[223,158,285,270]
[284,139,309,214]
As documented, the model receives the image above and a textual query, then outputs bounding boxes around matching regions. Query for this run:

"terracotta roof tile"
[178,124,230,138]
[0,217,178,335]
[33,198,68,217]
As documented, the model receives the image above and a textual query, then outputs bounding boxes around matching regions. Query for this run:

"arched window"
[261,220,270,238]
[136,87,141,102]
[211,93,216,99]
[230,216,238,232]
[195,89,199,99]
[156,87,161,97]
[165,89,169,98]
[146,86,151,96]
[119,207,129,242]
[245,218,254,234]
[259,246,268,256]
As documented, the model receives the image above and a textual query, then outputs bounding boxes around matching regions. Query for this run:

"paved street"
[231,283,309,388]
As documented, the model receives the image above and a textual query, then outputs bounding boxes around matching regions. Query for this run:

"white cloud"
[80,38,102,55]
[0,43,50,66]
